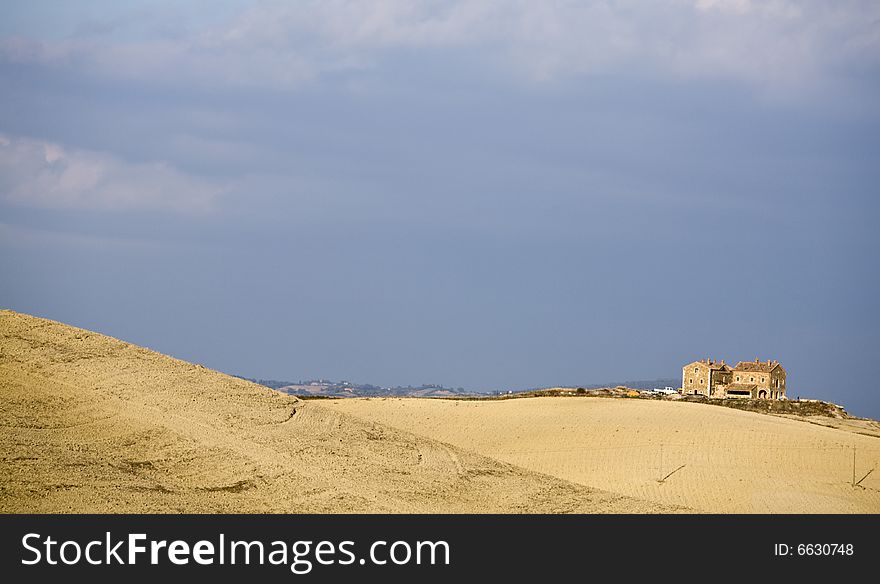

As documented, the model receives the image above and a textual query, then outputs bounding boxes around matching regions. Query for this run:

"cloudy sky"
[2,1,879,416]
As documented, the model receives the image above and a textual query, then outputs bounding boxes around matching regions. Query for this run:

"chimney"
[767,359,772,365]
[755,357,759,363]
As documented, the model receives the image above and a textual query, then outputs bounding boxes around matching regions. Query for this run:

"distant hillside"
[521,378,679,392]
[238,376,680,398]
[598,378,680,390]
[235,376,481,398]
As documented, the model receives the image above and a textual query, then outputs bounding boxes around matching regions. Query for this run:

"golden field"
[0,310,674,513]
[3,308,878,513]
[328,396,880,513]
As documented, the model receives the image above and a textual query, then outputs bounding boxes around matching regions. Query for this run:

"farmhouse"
[681,358,786,399]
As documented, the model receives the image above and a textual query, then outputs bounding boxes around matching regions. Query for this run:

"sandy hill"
[0,310,675,513]
[328,397,880,513]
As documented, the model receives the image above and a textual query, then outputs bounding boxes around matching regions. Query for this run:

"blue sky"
[2,1,879,416]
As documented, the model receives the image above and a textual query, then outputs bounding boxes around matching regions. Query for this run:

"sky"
[1,1,879,417]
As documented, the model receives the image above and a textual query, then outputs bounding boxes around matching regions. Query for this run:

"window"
[750,377,754,382]
[761,377,765,383]
[689,379,693,384]
[694,367,698,373]
[736,376,741,382]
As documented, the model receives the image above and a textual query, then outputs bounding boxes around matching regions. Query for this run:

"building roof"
[684,359,731,372]
[734,359,783,373]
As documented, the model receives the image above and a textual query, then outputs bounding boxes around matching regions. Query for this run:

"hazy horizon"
[2,1,879,418]
[229,370,683,391]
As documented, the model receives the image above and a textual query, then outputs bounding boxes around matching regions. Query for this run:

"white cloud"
[1,1,878,96]
[205,0,880,91]
[694,0,755,14]
[0,135,225,212]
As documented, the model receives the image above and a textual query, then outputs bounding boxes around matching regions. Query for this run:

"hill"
[0,310,675,513]
[237,377,478,399]
[328,396,880,513]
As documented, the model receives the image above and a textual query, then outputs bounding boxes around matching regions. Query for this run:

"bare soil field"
[329,397,880,513]
[0,310,675,513]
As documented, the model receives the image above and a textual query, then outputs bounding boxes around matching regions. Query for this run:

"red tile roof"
[734,360,782,373]
[685,359,731,371]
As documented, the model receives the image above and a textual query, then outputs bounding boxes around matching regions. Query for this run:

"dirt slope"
[328,397,880,513]
[0,310,675,513]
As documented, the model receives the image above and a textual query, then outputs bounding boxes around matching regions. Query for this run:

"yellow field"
[0,310,673,513]
[328,397,880,513]
[5,308,877,514]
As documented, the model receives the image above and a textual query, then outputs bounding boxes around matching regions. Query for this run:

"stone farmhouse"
[681,358,786,399]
